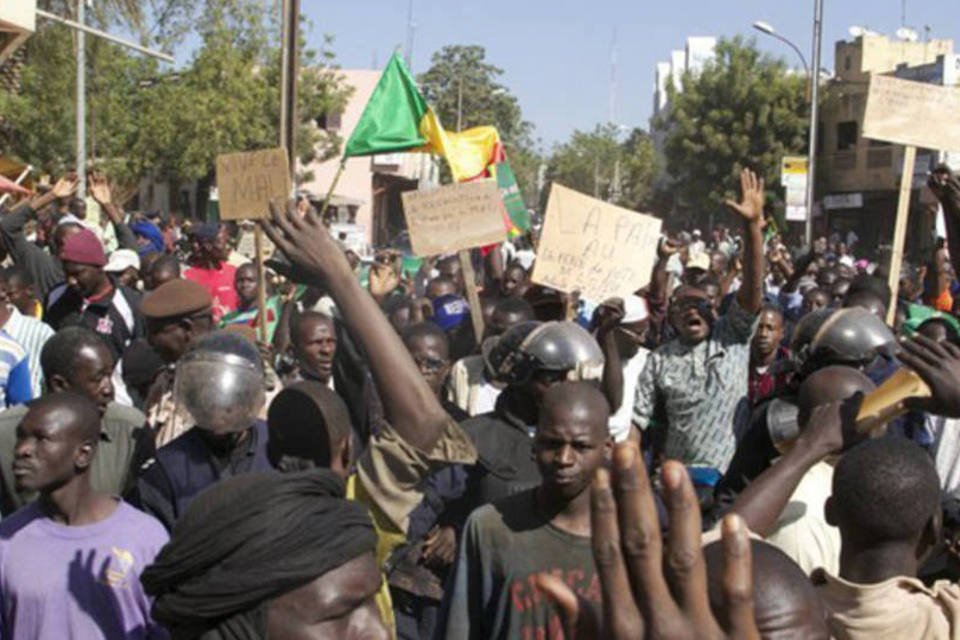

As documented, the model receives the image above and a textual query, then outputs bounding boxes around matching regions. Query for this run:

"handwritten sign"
[862,74,960,151]
[532,183,662,302]
[401,180,507,256]
[215,148,291,220]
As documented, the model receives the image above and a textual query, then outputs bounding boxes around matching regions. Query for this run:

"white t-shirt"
[609,348,649,442]
[931,415,960,498]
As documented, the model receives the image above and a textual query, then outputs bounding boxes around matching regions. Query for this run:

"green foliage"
[544,123,657,211]
[418,45,541,206]
[0,0,351,205]
[656,36,807,223]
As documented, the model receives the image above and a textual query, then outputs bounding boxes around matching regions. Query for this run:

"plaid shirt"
[633,298,757,471]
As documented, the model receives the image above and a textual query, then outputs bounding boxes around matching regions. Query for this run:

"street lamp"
[753,5,823,248]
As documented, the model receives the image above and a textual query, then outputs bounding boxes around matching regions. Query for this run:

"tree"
[655,36,807,225]
[418,45,541,206]
[544,123,657,211]
[0,0,351,208]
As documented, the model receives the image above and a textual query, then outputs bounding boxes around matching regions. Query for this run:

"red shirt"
[183,263,238,323]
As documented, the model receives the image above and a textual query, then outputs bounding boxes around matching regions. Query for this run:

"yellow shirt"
[347,474,402,638]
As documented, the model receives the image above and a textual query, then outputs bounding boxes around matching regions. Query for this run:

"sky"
[298,0,958,150]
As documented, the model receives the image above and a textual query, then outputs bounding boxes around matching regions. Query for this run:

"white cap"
[621,295,649,323]
[104,248,140,273]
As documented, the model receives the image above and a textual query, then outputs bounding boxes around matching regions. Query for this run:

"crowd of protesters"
[0,164,957,639]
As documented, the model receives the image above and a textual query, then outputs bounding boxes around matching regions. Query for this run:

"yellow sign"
[532,184,662,302]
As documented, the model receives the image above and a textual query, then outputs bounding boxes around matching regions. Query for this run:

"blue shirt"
[0,330,31,408]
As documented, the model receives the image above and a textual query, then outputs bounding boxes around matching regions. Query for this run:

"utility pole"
[76,0,86,200]
[805,0,824,247]
[404,0,415,69]
[278,0,299,178]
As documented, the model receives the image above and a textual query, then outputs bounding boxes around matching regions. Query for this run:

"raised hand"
[725,168,765,225]
[537,443,759,640]
[50,173,79,199]
[900,334,960,418]
[262,199,353,287]
[658,237,681,260]
[88,173,112,206]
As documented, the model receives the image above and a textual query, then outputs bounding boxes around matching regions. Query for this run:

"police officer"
[140,278,215,446]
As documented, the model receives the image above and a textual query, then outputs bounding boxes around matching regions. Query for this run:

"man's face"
[13,408,89,493]
[437,259,464,293]
[266,552,389,640]
[202,226,231,263]
[534,401,610,500]
[66,343,116,415]
[5,279,32,313]
[752,310,784,361]
[500,267,526,298]
[63,261,104,298]
[486,309,528,339]
[802,290,829,316]
[710,251,728,275]
[405,334,450,397]
[295,317,338,383]
[148,318,191,364]
[235,265,258,305]
[426,279,457,301]
[669,290,713,345]
[830,280,851,306]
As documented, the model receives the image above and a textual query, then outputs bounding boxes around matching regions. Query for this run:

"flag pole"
[318,159,347,218]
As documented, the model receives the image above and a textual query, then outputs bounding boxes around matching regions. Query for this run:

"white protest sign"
[862,74,960,150]
[401,180,507,256]
[532,183,662,302]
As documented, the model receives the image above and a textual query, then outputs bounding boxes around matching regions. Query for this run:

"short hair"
[401,321,449,349]
[150,255,181,279]
[428,274,457,290]
[40,326,111,381]
[28,391,101,442]
[494,297,535,321]
[832,437,940,543]
[539,381,610,438]
[759,303,784,322]
[290,311,335,348]
[846,274,891,311]
[267,381,353,469]
[5,265,33,287]
[704,539,827,636]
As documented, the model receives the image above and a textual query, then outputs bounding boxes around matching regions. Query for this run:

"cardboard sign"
[401,180,507,256]
[532,184,662,302]
[862,75,960,151]
[215,148,291,220]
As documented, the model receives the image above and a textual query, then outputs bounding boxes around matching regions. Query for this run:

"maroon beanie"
[59,228,107,267]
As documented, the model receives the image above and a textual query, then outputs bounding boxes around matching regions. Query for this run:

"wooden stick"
[254,224,269,342]
[886,144,916,326]
[319,161,346,218]
[458,249,485,341]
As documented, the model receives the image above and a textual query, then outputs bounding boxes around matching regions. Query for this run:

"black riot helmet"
[485,321,605,386]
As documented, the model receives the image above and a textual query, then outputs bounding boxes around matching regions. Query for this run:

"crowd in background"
[0,165,957,638]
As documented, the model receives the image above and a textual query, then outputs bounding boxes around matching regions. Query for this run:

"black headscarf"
[141,469,376,640]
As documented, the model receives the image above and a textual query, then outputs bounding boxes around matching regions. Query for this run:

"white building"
[653,36,717,119]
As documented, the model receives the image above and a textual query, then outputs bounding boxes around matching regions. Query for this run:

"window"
[836,121,858,150]
[316,110,342,132]
[844,55,852,71]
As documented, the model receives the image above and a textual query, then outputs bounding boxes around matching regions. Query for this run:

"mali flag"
[342,53,501,183]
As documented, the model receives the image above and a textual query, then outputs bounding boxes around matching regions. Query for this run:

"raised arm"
[730,400,849,536]
[725,168,765,314]
[262,201,448,451]
[88,174,138,251]
[929,167,960,280]
[595,299,626,414]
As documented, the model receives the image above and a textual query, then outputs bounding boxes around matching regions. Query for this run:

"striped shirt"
[0,330,32,407]
[3,306,54,398]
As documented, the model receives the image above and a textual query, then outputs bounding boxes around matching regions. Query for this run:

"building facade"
[817,33,956,261]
